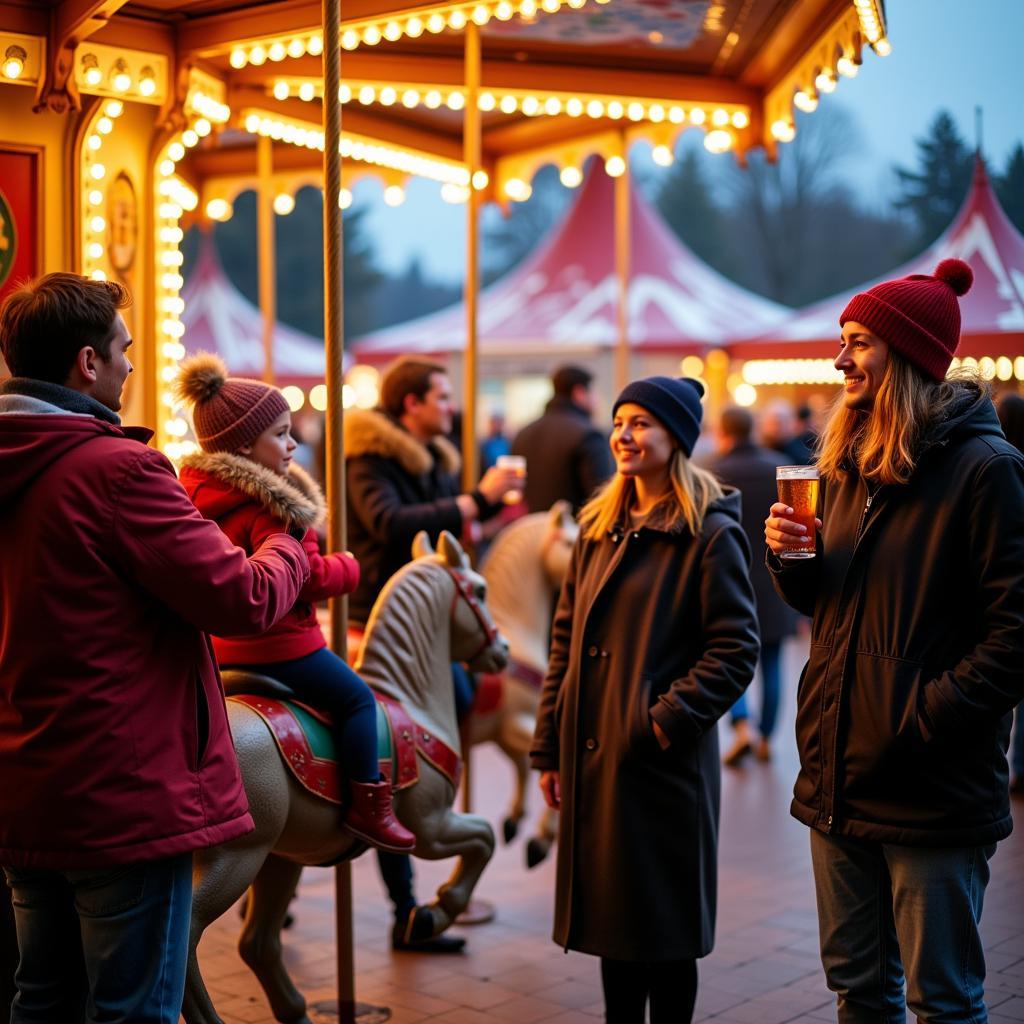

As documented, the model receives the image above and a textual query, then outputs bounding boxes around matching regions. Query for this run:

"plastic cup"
[497,454,526,505]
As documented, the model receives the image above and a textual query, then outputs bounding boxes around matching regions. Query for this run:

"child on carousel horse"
[175,353,414,854]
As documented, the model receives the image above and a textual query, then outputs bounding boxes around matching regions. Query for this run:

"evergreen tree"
[996,143,1024,234]
[654,142,726,273]
[892,111,973,252]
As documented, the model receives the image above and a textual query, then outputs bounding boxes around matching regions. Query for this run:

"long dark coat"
[709,441,800,643]
[771,385,1024,846]
[531,490,759,960]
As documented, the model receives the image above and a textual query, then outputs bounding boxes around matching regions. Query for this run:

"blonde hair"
[579,449,723,541]
[816,355,981,485]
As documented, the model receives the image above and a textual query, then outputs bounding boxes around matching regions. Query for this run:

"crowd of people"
[1,256,1023,1024]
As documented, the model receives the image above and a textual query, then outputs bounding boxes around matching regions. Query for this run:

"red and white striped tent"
[182,233,329,387]
[351,164,789,359]
[731,157,1024,361]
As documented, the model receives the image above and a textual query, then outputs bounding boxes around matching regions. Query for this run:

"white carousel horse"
[183,532,508,1024]
[468,500,577,865]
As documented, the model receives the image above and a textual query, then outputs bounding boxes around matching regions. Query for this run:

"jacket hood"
[618,483,742,536]
[179,451,325,529]
[0,406,150,506]
[343,406,460,477]
[929,379,1002,447]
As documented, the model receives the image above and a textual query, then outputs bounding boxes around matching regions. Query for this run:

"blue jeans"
[810,830,994,1024]
[730,640,782,738]
[228,646,379,782]
[4,852,193,1024]
[378,663,476,920]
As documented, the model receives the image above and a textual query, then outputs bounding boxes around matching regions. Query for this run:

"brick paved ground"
[196,636,1024,1023]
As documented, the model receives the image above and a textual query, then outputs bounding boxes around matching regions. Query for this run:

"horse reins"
[445,566,501,664]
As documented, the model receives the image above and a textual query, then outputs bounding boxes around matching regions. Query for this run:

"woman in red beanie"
[764,260,1024,1023]
[176,354,414,854]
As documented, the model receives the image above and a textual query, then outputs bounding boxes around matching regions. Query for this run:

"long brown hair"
[816,354,980,485]
[579,448,723,540]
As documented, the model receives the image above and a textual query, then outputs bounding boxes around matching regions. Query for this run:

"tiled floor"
[195,637,1024,1023]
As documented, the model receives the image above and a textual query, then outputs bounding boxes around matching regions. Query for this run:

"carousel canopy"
[182,234,328,387]
[731,156,1024,361]
[351,163,789,357]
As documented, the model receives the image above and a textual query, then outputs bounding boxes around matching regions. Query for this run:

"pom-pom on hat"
[175,352,290,453]
[839,258,974,381]
[613,376,705,457]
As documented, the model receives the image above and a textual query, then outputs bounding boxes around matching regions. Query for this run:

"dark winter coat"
[345,408,499,625]
[512,396,614,514]
[531,490,759,960]
[709,441,800,643]
[771,384,1024,846]
[180,453,359,664]
[0,388,309,869]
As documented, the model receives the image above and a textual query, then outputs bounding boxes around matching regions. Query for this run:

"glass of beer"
[496,454,526,505]
[776,466,820,559]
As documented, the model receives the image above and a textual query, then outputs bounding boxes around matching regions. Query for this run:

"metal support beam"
[256,134,276,384]
[461,21,481,492]
[614,143,630,392]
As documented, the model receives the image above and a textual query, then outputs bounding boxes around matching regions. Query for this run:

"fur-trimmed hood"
[179,451,325,529]
[344,407,460,477]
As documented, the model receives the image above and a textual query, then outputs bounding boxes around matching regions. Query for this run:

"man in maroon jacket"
[0,274,310,1023]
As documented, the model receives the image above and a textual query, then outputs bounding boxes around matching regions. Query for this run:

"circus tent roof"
[182,234,329,386]
[351,164,789,359]
[731,157,1024,360]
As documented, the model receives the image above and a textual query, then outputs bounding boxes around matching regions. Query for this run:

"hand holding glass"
[775,466,820,559]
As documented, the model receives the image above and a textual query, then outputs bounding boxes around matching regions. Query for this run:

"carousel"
[0,1,893,1021]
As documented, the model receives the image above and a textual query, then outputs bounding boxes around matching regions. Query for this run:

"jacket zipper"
[826,483,879,833]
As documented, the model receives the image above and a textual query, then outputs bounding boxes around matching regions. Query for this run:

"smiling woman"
[531,374,759,1024]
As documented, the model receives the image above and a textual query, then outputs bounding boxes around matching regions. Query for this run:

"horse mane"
[356,558,459,746]
[481,513,553,666]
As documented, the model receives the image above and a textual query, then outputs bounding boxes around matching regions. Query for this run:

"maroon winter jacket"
[0,404,309,869]
[179,452,359,664]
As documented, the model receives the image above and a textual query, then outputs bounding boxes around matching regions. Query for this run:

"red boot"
[344,779,415,853]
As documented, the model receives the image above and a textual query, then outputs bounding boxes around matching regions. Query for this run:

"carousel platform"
[197,636,1024,1024]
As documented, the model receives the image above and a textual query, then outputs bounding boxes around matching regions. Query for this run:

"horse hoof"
[525,838,550,869]
[502,818,519,844]
[405,905,436,944]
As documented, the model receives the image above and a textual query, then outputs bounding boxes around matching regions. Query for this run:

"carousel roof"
[351,162,789,357]
[181,233,328,385]
[730,156,1024,360]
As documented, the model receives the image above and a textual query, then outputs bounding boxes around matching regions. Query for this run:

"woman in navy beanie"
[532,376,759,1023]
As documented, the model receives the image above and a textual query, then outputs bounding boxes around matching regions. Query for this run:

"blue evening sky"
[350,0,1024,283]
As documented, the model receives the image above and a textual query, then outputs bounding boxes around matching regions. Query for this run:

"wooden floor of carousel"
[197,636,1024,1024]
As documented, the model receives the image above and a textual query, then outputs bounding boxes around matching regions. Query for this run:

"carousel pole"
[257,133,276,384]
[614,133,630,392]
[321,1,369,1022]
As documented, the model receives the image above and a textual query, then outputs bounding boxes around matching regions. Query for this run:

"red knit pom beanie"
[839,258,974,380]
[174,352,290,453]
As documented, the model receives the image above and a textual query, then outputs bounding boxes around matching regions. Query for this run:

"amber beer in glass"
[776,466,820,559]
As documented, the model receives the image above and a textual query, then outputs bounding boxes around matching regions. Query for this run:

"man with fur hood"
[0,274,309,1023]
[765,259,1024,1023]
[345,356,521,951]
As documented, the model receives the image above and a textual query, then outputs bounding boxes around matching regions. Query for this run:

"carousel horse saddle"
[221,670,461,805]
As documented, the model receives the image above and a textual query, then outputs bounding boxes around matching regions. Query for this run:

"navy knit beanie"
[613,376,704,457]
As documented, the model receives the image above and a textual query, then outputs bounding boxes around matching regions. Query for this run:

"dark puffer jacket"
[771,383,1024,846]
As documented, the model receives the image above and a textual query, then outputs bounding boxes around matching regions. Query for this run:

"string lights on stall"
[79,98,126,283]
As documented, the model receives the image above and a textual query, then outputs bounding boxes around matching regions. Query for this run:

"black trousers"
[600,957,697,1024]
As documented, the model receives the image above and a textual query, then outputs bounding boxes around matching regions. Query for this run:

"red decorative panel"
[0,148,40,305]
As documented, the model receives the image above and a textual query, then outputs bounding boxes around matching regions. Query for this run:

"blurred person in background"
[996,391,1024,795]
[513,364,614,514]
[710,406,800,766]
[760,398,812,465]
[480,409,511,471]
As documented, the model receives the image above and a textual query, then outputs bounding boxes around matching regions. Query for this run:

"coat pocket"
[189,666,212,772]
[842,652,925,798]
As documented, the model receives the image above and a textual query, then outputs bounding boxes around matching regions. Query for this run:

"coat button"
[600,649,609,658]
[585,738,597,750]
[588,645,599,657]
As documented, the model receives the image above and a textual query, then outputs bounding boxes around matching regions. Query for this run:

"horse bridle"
[445,565,501,663]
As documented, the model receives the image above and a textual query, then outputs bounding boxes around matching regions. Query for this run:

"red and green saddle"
[228,692,462,805]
